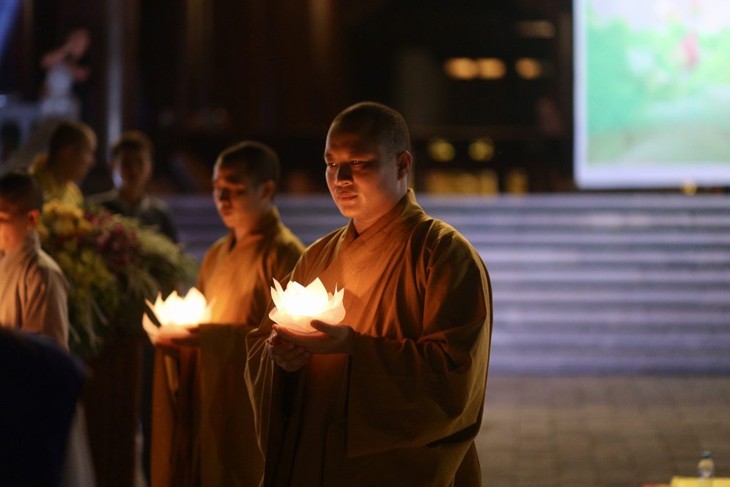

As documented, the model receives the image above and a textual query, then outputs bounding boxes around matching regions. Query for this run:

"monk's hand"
[268,330,312,372]
[273,321,355,355]
[153,326,201,357]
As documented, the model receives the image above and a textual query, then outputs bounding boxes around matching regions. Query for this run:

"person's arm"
[22,262,70,349]
[351,239,492,456]
[244,254,312,455]
[276,235,493,456]
[246,314,282,453]
[67,63,90,82]
[40,46,70,69]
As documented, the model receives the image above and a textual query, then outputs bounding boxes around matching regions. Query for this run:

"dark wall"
[5,0,574,193]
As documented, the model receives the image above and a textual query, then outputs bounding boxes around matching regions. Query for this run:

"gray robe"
[0,232,70,349]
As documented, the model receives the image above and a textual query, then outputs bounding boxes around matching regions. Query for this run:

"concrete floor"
[476,374,730,487]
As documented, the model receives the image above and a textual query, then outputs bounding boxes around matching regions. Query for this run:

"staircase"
[166,193,730,374]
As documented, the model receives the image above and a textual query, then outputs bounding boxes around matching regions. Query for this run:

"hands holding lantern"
[143,288,212,355]
[267,278,351,371]
[269,321,355,371]
[142,278,351,367]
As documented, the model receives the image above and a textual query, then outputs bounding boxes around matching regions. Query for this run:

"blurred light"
[506,168,529,194]
[476,58,506,79]
[468,138,495,162]
[424,170,452,194]
[424,169,499,195]
[478,169,500,195]
[456,172,481,193]
[681,180,698,195]
[516,58,542,79]
[515,20,555,38]
[427,138,456,162]
[444,58,479,80]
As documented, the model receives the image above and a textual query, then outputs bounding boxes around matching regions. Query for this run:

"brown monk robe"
[246,192,492,487]
[151,142,304,487]
[246,101,492,487]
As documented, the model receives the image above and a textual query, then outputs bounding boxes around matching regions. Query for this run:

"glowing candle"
[143,287,212,341]
[269,278,345,334]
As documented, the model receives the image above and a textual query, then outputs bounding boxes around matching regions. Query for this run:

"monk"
[151,141,304,487]
[246,102,493,486]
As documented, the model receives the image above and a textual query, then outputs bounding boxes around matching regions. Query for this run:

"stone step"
[476,248,730,265]
[495,288,729,306]
[494,308,730,328]
[174,211,730,233]
[456,232,730,247]
[430,213,730,229]
[491,330,730,350]
[268,193,730,211]
[487,332,730,373]
[407,193,730,210]
[488,350,730,374]
[491,268,730,285]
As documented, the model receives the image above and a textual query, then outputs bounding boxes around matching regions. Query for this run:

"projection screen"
[574,0,730,189]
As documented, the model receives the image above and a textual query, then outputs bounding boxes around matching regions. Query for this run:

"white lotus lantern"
[269,278,345,334]
[143,287,212,341]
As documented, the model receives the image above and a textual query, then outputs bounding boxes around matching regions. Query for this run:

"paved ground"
[475,374,730,487]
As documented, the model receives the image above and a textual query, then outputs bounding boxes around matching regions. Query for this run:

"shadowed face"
[212,162,271,233]
[0,197,37,252]
[324,128,410,233]
[58,139,95,183]
[113,148,152,195]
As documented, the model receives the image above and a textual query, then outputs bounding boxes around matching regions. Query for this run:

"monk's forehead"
[116,149,151,165]
[213,162,252,183]
[0,196,21,213]
[325,130,382,154]
[116,147,149,158]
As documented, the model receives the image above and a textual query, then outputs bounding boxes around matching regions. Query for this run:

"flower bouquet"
[38,200,198,357]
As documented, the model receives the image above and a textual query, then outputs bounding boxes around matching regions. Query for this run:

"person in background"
[246,101,493,486]
[151,141,304,487]
[88,130,179,483]
[29,119,96,207]
[0,171,95,486]
[39,27,92,121]
[0,171,69,346]
[89,130,178,242]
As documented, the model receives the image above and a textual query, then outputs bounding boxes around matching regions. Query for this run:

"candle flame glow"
[269,278,345,333]
[143,287,212,341]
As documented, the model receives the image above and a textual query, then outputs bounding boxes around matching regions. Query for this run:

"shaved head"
[328,101,411,157]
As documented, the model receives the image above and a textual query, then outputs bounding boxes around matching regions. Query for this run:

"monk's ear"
[396,151,412,179]
[26,209,40,228]
[259,180,276,202]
